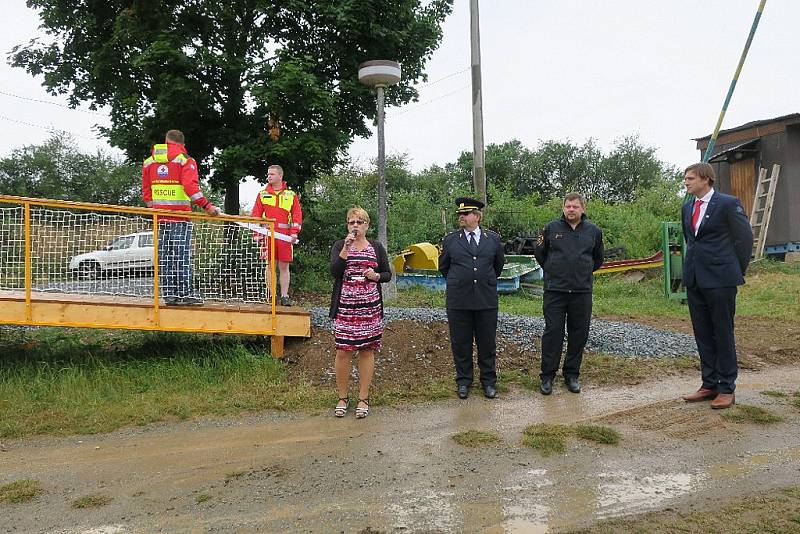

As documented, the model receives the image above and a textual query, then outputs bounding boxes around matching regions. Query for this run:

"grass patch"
[72,493,112,508]
[792,391,800,409]
[522,423,620,456]
[573,424,620,445]
[760,390,787,398]
[0,329,331,439]
[580,353,696,386]
[0,479,43,504]
[451,429,501,447]
[498,370,539,392]
[578,484,800,533]
[195,493,210,503]
[521,424,571,455]
[370,378,454,405]
[720,405,784,425]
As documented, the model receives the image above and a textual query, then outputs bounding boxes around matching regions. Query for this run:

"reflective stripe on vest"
[259,189,295,214]
[153,144,169,163]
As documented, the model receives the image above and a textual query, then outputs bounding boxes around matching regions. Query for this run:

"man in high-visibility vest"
[251,164,303,306]
[142,129,220,305]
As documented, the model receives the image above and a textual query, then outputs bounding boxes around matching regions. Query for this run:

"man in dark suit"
[439,197,505,399]
[681,162,753,409]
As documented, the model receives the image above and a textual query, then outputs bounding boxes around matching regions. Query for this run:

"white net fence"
[0,201,274,306]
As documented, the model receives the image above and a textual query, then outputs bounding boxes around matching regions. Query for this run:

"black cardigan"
[329,239,393,319]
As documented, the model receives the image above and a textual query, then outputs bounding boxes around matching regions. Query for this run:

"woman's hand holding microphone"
[340,228,358,259]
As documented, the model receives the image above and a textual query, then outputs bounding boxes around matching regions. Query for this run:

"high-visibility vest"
[143,144,192,206]
[259,188,299,232]
[259,188,296,213]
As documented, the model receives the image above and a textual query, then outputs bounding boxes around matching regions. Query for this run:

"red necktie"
[691,199,703,233]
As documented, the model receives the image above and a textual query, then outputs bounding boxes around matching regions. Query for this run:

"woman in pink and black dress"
[329,207,392,419]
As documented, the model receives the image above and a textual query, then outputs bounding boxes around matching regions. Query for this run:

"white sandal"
[355,398,370,419]
[334,397,349,418]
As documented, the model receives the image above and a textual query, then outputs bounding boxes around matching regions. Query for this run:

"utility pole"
[470,0,487,205]
[358,60,402,249]
[375,84,388,246]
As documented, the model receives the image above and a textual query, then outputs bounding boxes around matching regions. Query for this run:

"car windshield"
[108,236,135,250]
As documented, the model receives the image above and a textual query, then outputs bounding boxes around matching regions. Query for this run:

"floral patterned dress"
[334,243,383,351]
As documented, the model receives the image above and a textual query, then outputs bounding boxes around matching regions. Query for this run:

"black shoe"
[565,377,581,394]
[540,378,553,395]
[280,296,292,306]
[482,385,497,399]
[457,385,469,399]
[163,297,179,306]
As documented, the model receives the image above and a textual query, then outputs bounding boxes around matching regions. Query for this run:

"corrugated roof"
[694,113,800,141]
[707,139,760,163]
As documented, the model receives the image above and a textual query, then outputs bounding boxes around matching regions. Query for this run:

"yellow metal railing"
[0,194,278,335]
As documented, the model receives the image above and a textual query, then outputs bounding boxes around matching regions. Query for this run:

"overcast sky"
[2,0,798,207]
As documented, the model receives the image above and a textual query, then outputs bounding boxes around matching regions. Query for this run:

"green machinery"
[661,222,685,300]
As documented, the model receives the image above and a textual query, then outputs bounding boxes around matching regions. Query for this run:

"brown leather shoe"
[681,388,719,402]
[711,393,735,409]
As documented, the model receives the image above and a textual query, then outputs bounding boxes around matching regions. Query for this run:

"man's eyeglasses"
[347,220,366,225]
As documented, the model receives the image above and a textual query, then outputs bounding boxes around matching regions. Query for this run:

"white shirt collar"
[464,226,482,240]
[698,188,714,203]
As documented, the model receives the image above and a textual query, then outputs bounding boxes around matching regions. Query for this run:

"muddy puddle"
[2,368,800,533]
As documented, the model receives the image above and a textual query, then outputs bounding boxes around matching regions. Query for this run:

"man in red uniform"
[142,129,220,305]
[251,164,303,306]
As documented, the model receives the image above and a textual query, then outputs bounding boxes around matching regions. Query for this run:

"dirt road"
[3,366,800,533]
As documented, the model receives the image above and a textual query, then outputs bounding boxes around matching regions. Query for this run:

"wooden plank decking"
[0,290,310,357]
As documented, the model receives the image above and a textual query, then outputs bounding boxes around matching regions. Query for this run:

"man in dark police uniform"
[534,192,604,396]
[439,197,505,399]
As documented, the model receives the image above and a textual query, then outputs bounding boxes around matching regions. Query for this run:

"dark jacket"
[682,191,753,288]
[329,239,392,319]
[438,228,505,310]
[533,214,604,293]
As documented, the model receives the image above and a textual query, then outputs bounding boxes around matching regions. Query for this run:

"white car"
[69,231,154,278]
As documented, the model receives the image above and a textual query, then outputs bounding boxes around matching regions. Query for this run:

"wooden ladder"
[750,163,781,259]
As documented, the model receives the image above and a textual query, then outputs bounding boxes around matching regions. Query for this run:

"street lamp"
[358,60,401,249]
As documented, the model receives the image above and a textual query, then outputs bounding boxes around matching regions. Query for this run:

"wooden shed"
[694,113,800,253]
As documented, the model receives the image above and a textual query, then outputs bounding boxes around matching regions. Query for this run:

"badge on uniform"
[736,205,744,214]
[554,233,563,239]
[536,234,544,246]
[157,164,169,177]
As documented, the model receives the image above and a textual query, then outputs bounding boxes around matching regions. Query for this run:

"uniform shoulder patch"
[736,205,745,214]
[536,234,544,247]
[441,229,461,243]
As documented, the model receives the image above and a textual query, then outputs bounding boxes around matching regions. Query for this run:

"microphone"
[351,229,358,238]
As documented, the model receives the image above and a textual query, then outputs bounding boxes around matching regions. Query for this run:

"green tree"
[12,0,453,213]
[0,133,140,205]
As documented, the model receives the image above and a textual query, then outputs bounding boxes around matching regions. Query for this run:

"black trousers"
[540,291,592,380]
[687,285,738,394]
[446,308,498,387]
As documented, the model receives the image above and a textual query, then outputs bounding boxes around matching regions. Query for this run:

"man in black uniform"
[533,192,604,395]
[439,197,505,399]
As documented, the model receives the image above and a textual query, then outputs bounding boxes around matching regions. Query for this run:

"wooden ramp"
[0,290,310,357]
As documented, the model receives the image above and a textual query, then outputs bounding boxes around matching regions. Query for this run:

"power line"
[415,67,469,89]
[391,83,471,117]
[0,114,102,141]
[0,89,105,116]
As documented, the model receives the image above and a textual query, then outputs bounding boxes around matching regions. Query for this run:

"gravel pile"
[309,307,697,358]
